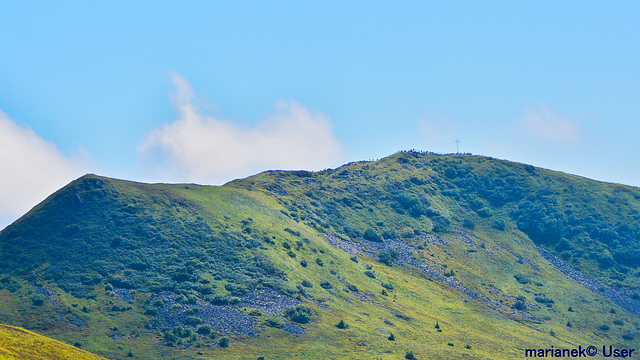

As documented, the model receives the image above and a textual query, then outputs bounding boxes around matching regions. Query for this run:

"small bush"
[346,284,359,292]
[388,332,395,341]
[184,307,199,315]
[300,260,308,267]
[514,274,529,284]
[364,270,376,278]
[218,336,230,348]
[320,281,333,289]
[185,316,202,325]
[443,269,456,277]
[262,317,285,328]
[196,324,211,335]
[381,283,394,290]
[534,293,554,304]
[492,219,506,231]
[284,228,301,237]
[382,229,396,239]
[224,283,247,296]
[210,295,229,305]
[476,208,493,218]
[229,297,241,305]
[622,332,635,340]
[462,218,475,229]
[364,228,383,242]
[336,320,349,329]
[285,305,313,324]
[301,280,313,288]
[350,256,358,263]
[378,250,399,266]
[144,307,158,316]
[600,324,610,331]
[512,300,526,311]
[400,228,414,239]
[316,258,324,266]
[31,296,44,306]
[405,351,417,360]
[343,226,361,239]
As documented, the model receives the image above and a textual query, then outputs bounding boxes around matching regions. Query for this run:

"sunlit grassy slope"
[0,151,639,359]
[0,324,105,360]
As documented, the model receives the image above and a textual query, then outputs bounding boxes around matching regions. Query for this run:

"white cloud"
[0,110,88,229]
[138,73,344,184]
[515,104,580,143]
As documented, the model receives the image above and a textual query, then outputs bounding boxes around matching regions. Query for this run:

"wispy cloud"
[138,73,344,184]
[515,104,580,143]
[0,110,88,228]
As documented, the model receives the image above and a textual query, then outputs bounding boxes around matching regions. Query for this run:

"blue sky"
[1,1,640,229]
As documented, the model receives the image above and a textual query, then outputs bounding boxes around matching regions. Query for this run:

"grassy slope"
[0,324,106,360]
[0,151,639,359]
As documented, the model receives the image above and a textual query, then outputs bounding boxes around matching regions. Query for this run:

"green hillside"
[0,151,639,359]
[0,324,106,360]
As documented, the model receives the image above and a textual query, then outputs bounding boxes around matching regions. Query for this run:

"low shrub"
[364,228,383,242]
[514,274,529,284]
[185,316,202,325]
[285,305,313,324]
[219,336,230,348]
[262,317,285,328]
[196,324,211,335]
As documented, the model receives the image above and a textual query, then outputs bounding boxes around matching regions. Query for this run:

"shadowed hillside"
[0,151,639,359]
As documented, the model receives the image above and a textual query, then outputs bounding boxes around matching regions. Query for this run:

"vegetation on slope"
[0,324,105,360]
[234,151,640,289]
[0,151,639,359]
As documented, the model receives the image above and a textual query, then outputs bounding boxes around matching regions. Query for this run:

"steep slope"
[0,324,106,360]
[0,151,639,359]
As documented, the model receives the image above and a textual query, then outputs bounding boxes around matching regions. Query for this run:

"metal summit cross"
[455,139,461,154]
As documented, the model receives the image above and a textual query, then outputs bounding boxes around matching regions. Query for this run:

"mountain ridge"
[1,151,639,359]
